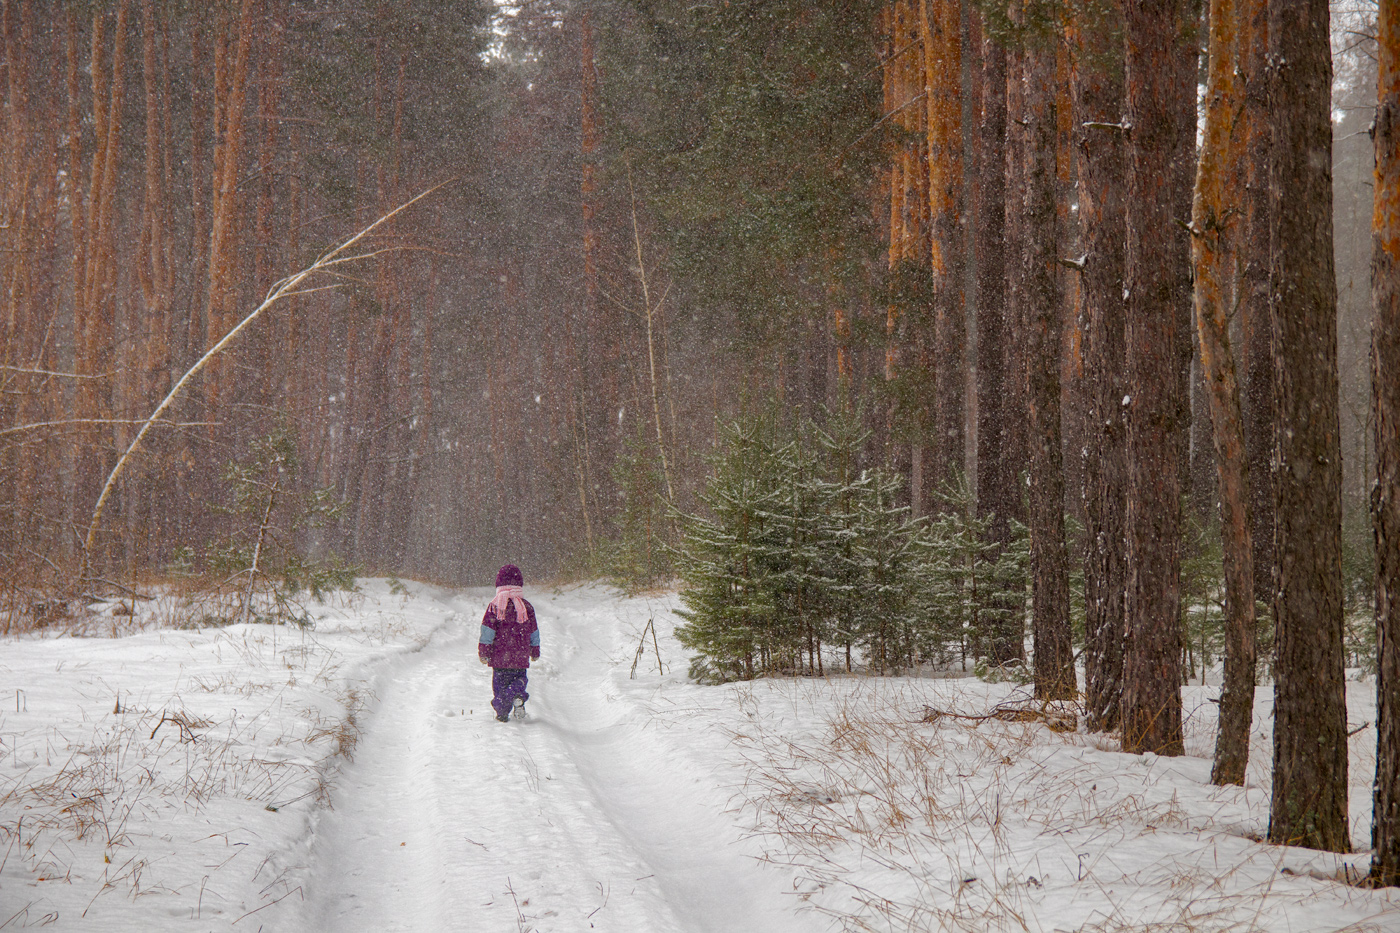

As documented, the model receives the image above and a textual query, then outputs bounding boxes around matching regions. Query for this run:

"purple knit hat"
[495,564,523,588]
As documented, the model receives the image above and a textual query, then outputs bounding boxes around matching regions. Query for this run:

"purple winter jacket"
[478,599,540,669]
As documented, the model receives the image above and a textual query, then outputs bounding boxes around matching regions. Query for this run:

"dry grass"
[0,571,369,640]
[0,617,380,914]
[725,680,1367,933]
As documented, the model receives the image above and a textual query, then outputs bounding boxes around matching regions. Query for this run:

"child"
[478,564,540,722]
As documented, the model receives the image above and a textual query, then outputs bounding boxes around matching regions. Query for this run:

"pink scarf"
[490,584,527,623]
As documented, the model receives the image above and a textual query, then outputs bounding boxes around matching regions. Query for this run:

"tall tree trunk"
[923,0,964,489]
[141,0,170,409]
[1266,0,1350,853]
[63,7,87,554]
[1002,32,1028,533]
[883,0,929,482]
[187,12,210,364]
[575,4,600,557]
[138,0,173,563]
[975,22,1020,665]
[1191,0,1257,786]
[1073,0,1127,732]
[1023,36,1074,702]
[1371,0,1400,886]
[1,0,33,558]
[77,0,129,572]
[205,0,255,420]
[1120,0,1193,756]
[1056,35,1081,530]
[1241,0,1275,619]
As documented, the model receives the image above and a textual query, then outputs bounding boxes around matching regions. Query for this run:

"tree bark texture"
[1022,38,1075,702]
[77,0,130,571]
[1241,0,1275,617]
[205,0,256,418]
[1266,0,1350,853]
[1002,35,1029,533]
[1072,0,1127,732]
[1191,0,1257,787]
[975,28,1021,665]
[1121,0,1192,756]
[1372,0,1400,885]
[922,0,965,489]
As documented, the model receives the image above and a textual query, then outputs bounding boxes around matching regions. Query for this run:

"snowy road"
[6,582,1397,932]
[295,589,814,933]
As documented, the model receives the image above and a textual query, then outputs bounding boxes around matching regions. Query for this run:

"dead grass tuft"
[727,679,1361,933]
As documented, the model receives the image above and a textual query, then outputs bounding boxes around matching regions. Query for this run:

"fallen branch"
[920,701,1078,733]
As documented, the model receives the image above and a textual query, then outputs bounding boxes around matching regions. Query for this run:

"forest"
[0,0,1397,890]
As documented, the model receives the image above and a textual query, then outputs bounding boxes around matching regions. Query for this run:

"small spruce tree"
[674,417,789,682]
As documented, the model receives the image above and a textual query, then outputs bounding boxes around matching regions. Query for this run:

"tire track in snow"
[532,603,812,933]
[294,592,813,933]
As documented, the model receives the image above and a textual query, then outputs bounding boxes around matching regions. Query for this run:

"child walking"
[478,564,540,722]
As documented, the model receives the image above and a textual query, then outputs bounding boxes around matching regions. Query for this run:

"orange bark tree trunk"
[1371,0,1400,886]
[922,0,964,490]
[1120,0,1194,756]
[205,0,255,421]
[1190,0,1257,786]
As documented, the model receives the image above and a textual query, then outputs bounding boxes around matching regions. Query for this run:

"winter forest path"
[295,588,815,933]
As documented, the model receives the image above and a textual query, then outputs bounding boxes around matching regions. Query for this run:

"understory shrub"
[674,409,1028,682]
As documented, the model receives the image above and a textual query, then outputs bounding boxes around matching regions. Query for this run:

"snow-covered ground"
[2,581,1397,931]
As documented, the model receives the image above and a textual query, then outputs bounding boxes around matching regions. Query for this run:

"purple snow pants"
[491,668,529,718]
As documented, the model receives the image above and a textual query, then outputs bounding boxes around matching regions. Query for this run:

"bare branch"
[0,418,214,439]
[79,183,450,581]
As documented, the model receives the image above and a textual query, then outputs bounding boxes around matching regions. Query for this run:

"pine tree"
[674,418,789,682]
[850,467,918,674]
[772,429,835,675]
[811,406,874,671]
[917,474,1031,672]
[1371,0,1400,885]
[1266,0,1351,852]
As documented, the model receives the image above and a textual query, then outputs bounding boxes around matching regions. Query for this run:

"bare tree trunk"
[140,0,166,400]
[1002,31,1028,534]
[1121,0,1193,756]
[205,0,255,419]
[884,0,929,458]
[1073,0,1127,732]
[187,12,210,357]
[77,0,129,572]
[1022,36,1074,702]
[575,4,600,558]
[1241,0,1275,621]
[63,8,87,554]
[1191,0,1257,786]
[1266,0,1350,853]
[975,22,1020,665]
[923,0,964,489]
[1371,0,1400,885]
